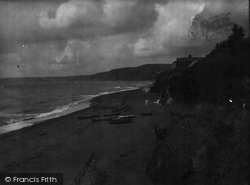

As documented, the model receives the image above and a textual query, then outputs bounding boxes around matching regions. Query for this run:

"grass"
[146,103,250,185]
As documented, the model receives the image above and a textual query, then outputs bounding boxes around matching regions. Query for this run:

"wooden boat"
[118,115,135,119]
[92,117,111,122]
[141,112,153,116]
[77,115,100,120]
[109,118,132,124]
[103,111,121,117]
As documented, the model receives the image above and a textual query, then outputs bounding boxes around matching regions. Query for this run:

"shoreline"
[0,87,142,135]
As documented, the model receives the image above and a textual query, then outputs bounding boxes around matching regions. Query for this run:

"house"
[172,55,204,69]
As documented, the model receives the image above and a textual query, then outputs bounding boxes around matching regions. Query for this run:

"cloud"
[38,0,160,39]
[0,41,67,77]
[0,0,248,78]
[0,0,163,54]
[134,0,206,57]
[133,37,164,56]
[102,0,159,33]
[0,32,140,77]
[133,0,248,57]
[56,33,136,64]
[196,0,249,32]
[39,1,101,29]
[56,40,75,63]
[0,0,66,54]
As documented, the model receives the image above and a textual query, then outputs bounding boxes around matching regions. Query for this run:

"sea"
[0,78,151,134]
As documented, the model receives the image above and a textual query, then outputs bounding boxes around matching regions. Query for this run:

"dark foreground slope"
[147,104,250,185]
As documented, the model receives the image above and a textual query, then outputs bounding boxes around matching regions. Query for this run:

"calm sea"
[0,78,151,134]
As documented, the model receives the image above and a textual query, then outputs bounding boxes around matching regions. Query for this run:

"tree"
[227,24,245,51]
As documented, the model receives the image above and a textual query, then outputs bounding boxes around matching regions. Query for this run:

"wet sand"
[0,89,171,185]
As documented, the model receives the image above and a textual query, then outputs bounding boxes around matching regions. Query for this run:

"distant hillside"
[85,64,172,81]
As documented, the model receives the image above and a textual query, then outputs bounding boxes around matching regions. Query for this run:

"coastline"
[0,88,135,137]
[0,86,143,135]
[0,87,162,184]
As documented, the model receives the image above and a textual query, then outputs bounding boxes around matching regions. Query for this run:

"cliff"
[146,25,250,185]
[151,25,250,108]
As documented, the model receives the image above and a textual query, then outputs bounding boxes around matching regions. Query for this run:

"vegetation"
[147,104,250,185]
[147,25,250,185]
[152,24,250,108]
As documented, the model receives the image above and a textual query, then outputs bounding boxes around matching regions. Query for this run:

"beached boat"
[77,115,100,120]
[109,118,132,124]
[103,111,121,117]
[118,115,135,119]
[141,112,153,116]
[92,117,111,122]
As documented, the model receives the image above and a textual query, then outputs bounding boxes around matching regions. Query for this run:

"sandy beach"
[0,89,169,185]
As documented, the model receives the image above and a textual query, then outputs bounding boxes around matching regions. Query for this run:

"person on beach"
[160,97,167,105]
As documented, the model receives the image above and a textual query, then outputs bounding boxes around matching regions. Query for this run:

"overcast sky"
[0,0,248,78]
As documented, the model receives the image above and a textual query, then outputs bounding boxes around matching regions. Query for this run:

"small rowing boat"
[77,115,100,120]
[109,118,132,124]
[103,111,121,117]
[141,112,153,116]
[92,117,111,122]
[118,115,135,119]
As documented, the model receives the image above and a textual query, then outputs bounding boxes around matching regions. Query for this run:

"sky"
[0,0,249,78]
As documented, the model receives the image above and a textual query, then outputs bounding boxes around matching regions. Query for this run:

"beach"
[0,89,168,185]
